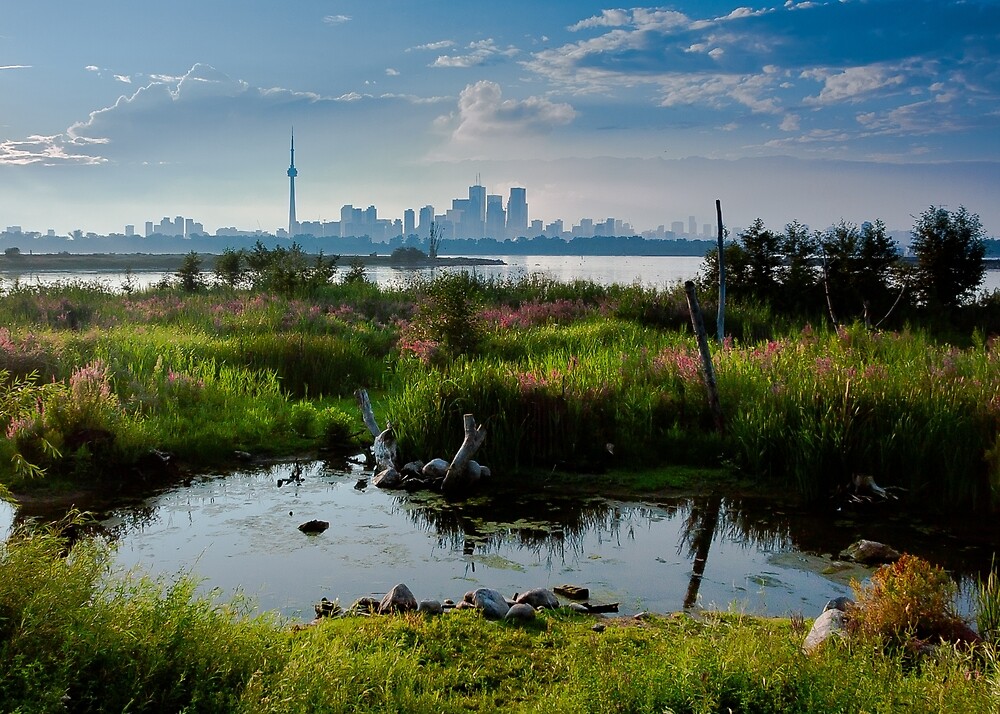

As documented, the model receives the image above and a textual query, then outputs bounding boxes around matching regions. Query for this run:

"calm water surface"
[5,255,999,292]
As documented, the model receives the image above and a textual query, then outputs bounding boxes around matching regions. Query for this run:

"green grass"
[1,526,997,713]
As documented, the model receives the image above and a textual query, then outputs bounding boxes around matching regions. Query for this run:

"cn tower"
[287,129,298,236]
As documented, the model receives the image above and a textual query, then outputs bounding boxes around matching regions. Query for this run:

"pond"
[4,460,995,623]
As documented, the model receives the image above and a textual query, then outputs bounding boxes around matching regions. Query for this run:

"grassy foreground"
[1,527,997,714]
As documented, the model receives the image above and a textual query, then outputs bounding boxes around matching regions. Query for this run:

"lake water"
[3,459,992,623]
[4,255,999,293]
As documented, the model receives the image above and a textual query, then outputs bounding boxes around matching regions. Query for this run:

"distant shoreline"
[0,253,505,273]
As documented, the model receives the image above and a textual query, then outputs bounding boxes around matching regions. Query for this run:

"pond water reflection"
[3,459,994,622]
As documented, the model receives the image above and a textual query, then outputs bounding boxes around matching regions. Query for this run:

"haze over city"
[2,0,999,237]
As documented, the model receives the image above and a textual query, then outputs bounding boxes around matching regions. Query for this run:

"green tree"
[214,247,246,288]
[911,206,986,309]
[777,220,819,312]
[175,251,204,293]
[739,218,782,302]
[819,220,901,324]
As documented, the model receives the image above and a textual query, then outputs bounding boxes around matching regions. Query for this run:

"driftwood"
[441,414,487,497]
[354,388,381,439]
[715,199,726,343]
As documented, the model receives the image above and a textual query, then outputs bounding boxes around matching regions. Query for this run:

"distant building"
[671,221,685,236]
[486,194,505,239]
[506,187,528,237]
[403,208,415,237]
[688,215,697,236]
[418,205,434,239]
[125,225,134,237]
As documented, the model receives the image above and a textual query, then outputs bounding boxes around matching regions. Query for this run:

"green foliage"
[175,250,205,293]
[342,257,368,285]
[245,241,339,297]
[1,530,996,713]
[214,247,247,288]
[978,559,1000,645]
[850,554,967,647]
[912,205,987,309]
[404,272,485,360]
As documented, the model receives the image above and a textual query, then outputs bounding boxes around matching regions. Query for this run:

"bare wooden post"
[441,414,487,497]
[684,281,724,433]
[354,388,381,439]
[715,199,726,344]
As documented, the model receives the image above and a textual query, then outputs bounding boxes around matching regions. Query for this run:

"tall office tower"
[365,205,377,227]
[688,215,696,236]
[506,187,527,237]
[486,194,505,238]
[404,208,415,236]
[468,182,486,238]
[174,216,185,237]
[185,218,195,237]
[671,221,685,236]
[418,205,434,239]
[144,221,153,237]
[287,130,298,236]
[125,225,134,237]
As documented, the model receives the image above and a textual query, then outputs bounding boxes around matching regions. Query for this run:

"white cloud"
[385,68,400,76]
[322,15,351,25]
[84,65,99,72]
[0,134,107,166]
[380,93,450,104]
[409,40,454,52]
[803,65,907,104]
[431,39,518,68]
[335,92,370,102]
[113,74,131,84]
[444,81,575,142]
[568,9,631,32]
[780,113,800,131]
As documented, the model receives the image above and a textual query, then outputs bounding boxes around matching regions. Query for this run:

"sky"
[2,0,999,237]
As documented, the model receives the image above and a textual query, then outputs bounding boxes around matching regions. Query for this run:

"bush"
[849,554,968,647]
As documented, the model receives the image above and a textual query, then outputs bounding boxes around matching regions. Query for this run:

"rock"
[803,608,848,654]
[591,623,606,633]
[454,600,475,610]
[443,599,455,608]
[349,597,381,615]
[297,519,329,534]
[401,460,425,478]
[422,458,450,479]
[417,600,443,615]
[504,603,536,623]
[373,467,403,489]
[471,588,511,620]
[839,539,901,565]
[480,466,491,480]
[314,597,342,618]
[515,588,560,610]
[465,460,482,481]
[401,477,429,492]
[354,478,367,490]
[823,596,855,613]
[554,584,590,600]
[568,603,590,614]
[378,583,418,614]
[234,450,252,460]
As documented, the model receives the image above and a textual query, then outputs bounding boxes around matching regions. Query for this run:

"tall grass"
[1,526,996,713]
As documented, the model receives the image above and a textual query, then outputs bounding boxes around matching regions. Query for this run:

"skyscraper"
[506,187,527,237]
[287,130,298,236]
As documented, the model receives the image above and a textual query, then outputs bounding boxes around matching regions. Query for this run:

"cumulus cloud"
[431,39,518,68]
[802,64,907,104]
[385,68,400,76]
[568,9,631,31]
[0,135,107,166]
[443,81,575,142]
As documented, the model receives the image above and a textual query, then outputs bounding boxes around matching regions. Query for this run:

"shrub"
[849,554,968,647]
[316,406,356,451]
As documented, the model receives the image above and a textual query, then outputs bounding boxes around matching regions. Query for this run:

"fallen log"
[354,388,382,439]
[441,414,487,498]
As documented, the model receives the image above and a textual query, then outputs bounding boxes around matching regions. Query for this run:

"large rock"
[803,608,848,654]
[373,467,403,489]
[417,600,443,615]
[504,603,536,623]
[471,588,510,620]
[379,583,418,614]
[839,539,901,565]
[422,458,450,479]
[515,588,559,610]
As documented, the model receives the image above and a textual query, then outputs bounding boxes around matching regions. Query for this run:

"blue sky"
[2,0,999,236]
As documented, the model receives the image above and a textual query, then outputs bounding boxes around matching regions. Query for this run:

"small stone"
[401,460,425,478]
[349,597,380,615]
[297,519,329,535]
[504,603,536,623]
[417,600,443,615]
[379,583,418,614]
[591,623,606,633]
[454,600,475,610]
[633,611,652,621]
[354,478,367,490]
[479,466,491,480]
[314,597,342,618]
[515,588,560,610]
[839,539,901,565]
[568,603,590,614]
[554,584,590,600]
[443,599,455,608]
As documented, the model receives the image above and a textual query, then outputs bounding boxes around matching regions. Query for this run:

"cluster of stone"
[371,458,491,493]
[309,583,607,627]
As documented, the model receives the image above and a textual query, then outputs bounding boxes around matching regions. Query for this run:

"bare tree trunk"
[684,281,724,434]
[441,414,487,498]
[715,199,726,344]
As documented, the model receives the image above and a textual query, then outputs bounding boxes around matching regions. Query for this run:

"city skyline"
[2,1,999,236]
